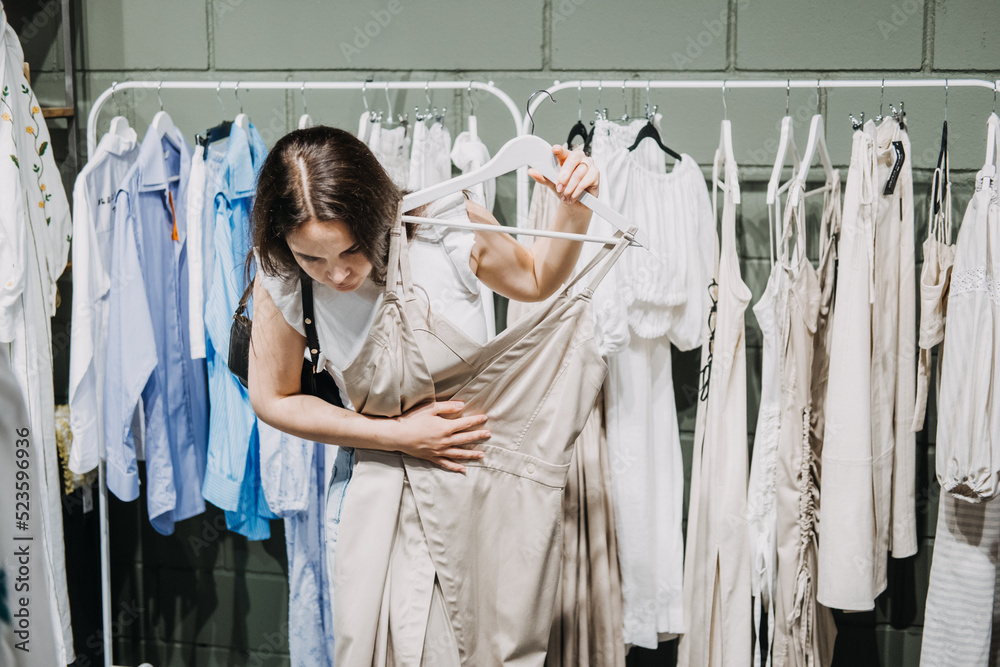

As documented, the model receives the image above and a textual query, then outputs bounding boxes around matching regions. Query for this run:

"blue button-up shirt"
[104,124,208,536]
[201,121,276,539]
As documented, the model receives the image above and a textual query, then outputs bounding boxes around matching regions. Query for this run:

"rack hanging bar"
[517,77,999,224]
[87,79,524,156]
[402,214,641,246]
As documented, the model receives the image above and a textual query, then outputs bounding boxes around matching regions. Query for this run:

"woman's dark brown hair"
[248,125,413,286]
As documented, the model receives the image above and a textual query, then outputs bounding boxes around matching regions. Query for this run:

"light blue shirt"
[104,124,208,536]
[201,122,277,539]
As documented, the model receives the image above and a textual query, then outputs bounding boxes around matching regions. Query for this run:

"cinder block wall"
[16,0,1000,665]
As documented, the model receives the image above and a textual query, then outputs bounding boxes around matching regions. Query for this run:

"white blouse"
[258,191,488,407]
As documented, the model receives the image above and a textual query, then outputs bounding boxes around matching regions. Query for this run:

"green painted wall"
[14,0,999,664]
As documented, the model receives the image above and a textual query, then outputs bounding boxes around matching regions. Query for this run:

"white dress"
[409,120,452,190]
[367,122,410,190]
[0,11,75,663]
[590,118,715,649]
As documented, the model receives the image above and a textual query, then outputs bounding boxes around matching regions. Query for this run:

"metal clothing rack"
[520,77,1000,215]
[85,78,523,667]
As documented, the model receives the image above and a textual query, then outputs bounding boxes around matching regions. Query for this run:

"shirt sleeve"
[67,172,100,474]
[103,190,157,501]
[256,255,306,337]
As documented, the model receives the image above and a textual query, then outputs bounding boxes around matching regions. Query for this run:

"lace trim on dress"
[950,267,1000,305]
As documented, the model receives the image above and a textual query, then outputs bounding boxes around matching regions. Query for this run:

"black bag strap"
[300,269,322,372]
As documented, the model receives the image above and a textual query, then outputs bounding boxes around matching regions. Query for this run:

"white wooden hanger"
[766,115,799,206]
[401,134,649,248]
[151,82,176,138]
[108,115,132,139]
[788,113,836,207]
[712,119,740,204]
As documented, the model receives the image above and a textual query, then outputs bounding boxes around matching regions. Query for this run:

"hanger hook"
[234,81,243,114]
[994,81,998,114]
[578,81,583,121]
[157,81,164,111]
[722,80,728,121]
[595,80,603,120]
[111,81,124,116]
[362,76,372,115]
[816,78,822,113]
[943,78,948,122]
[301,82,307,115]
[878,78,885,121]
[645,80,652,119]
[384,83,392,119]
[785,79,790,116]
[621,80,628,121]
[216,81,225,114]
[526,89,555,135]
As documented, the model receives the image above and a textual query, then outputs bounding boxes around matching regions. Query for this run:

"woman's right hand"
[389,401,489,473]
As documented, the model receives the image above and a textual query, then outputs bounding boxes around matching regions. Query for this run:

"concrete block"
[551,0,729,71]
[876,624,924,666]
[78,0,208,70]
[214,0,542,71]
[934,0,1000,70]
[737,0,924,70]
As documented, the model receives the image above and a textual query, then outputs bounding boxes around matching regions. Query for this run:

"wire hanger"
[234,81,249,129]
[789,80,837,207]
[298,82,314,129]
[713,80,740,204]
[401,132,649,248]
[465,82,479,139]
[526,89,555,135]
[151,81,177,139]
[197,81,233,154]
[107,81,132,138]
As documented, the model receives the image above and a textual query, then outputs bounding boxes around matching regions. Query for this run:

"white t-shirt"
[258,191,488,408]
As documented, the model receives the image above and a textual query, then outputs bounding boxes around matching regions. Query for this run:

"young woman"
[247,126,600,471]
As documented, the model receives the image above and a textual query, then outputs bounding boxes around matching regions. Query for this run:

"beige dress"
[677,162,752,666]
[770,181,836,667]
[509,183,626,667]
[333,205,635,666]
[912,132,955,432]
[819,118,917,612]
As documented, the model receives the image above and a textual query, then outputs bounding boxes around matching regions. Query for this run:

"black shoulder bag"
[228,271,345,408]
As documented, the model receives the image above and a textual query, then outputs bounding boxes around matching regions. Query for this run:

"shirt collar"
[226,121,267,198]
[136,123,192,192]
[97,127,139,157]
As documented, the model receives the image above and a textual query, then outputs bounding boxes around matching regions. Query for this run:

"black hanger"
[566,119,589,152]
[626,120,681,161]
[932,120,948,215]
[196,120,233,157]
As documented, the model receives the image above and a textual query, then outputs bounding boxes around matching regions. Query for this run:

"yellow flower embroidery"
[26,126,34,134]
[40,184,46,191]
[32,106,39,114]
[38,201,45,208]
[1,113,9,121]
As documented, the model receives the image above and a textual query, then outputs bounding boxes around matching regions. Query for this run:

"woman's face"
[285,218,373,292]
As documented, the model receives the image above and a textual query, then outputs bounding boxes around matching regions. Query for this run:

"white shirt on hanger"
[68,128,139,475]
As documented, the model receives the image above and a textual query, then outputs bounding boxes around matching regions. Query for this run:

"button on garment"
[333,206,634,666]
[104,124,209,536]
[68,128,139,475]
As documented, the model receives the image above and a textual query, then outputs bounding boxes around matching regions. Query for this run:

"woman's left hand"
[527,145,599,210]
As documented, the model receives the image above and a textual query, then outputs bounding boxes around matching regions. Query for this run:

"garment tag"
[168,190,179,241]
[82,481,93,514]
[882,141,905,195]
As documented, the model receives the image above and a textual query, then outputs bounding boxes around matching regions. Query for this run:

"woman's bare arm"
[466,145,599,302]
[247,275,489,472]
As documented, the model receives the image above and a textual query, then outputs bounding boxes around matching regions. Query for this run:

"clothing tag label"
[82,482,93,514]
[883,141,905,195]
[168,190,179,241]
